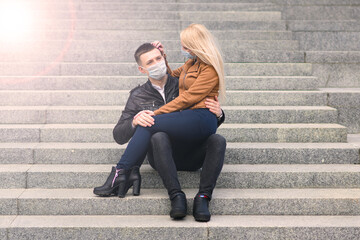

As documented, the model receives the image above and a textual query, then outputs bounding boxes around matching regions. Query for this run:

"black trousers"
[147,132,226,199]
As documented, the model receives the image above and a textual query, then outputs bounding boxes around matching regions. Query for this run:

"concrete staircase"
[1,0,360,239]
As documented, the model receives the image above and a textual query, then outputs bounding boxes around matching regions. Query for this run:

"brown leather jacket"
[154,57,219,115]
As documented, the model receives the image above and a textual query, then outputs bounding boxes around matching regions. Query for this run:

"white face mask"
[181,48,196,59]
[143,60,167,80]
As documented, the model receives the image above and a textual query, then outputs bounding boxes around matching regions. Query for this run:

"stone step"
[27,30,294,41]
[294,32,360,51]
[288,20,360,31]
[273,0,360,5]
[2,50,305,63]
[1,142,358,165]
[0,90,327,106]
[0,62,313,76]
[1,164,360,189]
[2,188,360,216]
[1,215,360,240]
[0,105,338,124]
[31,19,287,31]
[0,123,347,143]
[36,11,282,21]
[281,6,360,20]
[0,40,300,52]
[320,88,360,134]
[0,76,318,90]
[33,2,278,11]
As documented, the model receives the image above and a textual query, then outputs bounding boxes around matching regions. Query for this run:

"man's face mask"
[143,60,167,80]
[181,48,196,59]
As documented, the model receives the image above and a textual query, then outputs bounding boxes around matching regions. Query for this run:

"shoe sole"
[194,215,211,222]
[170,211,187,219]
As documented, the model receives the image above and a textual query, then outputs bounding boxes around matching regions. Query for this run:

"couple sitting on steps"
[93,23,227,223]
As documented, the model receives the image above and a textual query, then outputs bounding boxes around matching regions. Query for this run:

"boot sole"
[193,214,211,222]
[170,211,187,219]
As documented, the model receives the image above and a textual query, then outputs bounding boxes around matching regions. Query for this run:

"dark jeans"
[147,132,226,199]
[116,108,217,170]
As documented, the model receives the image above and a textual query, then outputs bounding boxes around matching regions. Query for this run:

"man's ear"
[138,66,147,74]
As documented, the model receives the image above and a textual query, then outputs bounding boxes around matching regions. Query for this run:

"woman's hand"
[205,96,222,118]
[132,110,155,127]
[152,41,165,56]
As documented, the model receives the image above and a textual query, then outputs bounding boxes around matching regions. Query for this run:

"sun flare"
[0,0,34,42]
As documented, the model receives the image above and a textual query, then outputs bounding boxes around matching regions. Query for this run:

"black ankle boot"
[170,192,187,219]
[127,166,141,196]
[193,194,211,222]
[93,166,141,198]
[93,166,119,197]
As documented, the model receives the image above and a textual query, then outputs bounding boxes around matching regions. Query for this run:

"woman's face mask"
[181,48,196,59]
[143,60,167,80]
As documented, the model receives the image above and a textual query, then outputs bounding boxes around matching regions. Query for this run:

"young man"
[94,43,226,222]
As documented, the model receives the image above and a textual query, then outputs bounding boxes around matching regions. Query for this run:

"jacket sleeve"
[217,109,225,127]
[154,64,219,115]
[113,93,139,145]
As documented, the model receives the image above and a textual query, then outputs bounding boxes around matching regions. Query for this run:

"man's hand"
[152,41,165,56]
[205,96,222,118]
[132,110,155,127]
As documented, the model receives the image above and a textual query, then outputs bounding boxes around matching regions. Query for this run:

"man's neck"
[149,74,168,88]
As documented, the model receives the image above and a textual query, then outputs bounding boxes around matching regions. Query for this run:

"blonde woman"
[98,24,225,221]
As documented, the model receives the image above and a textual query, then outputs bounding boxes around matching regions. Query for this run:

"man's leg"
[149,132,182,198]
[198,134,226,199]
[149,132,187,219]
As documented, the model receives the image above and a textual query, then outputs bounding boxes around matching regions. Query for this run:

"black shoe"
[128,166,141,196]
[170,192,187,219]
[93,166,119,197]
[193,194,211,222]
[93,166,141,198]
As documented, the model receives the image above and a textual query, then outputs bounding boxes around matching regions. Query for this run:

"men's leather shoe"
[193,194,211,222]
[170,192,187,219]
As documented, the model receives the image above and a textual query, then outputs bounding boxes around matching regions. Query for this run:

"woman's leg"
[116,109,217,170]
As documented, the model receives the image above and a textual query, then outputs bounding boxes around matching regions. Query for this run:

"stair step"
[40,11,282,21]
[0,106,338,124]
[0,90,326,106]
[0,40,300,52]
[2,164,360,189]
[2,50,305,63]
[26,19,287,31]
[2,188,360,216]
[0,76,318,90]
[0,123,347,143]
[288,20,360,31]
[25,30,294,41]
[36,2,278,11]
[0,63,313,76]
[1,142,358,165]
[2,215,360,240]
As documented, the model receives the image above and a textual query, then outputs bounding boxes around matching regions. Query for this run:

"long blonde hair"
[180,23,226,103]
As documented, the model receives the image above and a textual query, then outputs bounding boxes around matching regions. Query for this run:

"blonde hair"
[180,23,226,103]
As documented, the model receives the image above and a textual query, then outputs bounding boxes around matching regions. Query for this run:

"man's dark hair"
[134,43,157,65]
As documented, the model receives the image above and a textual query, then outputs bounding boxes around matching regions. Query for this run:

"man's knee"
[150,132,170,146]
[207,134,226,150]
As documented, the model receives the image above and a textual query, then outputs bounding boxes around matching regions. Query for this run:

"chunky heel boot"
[116,168,131,198]
[93,167,119,197]
[129,166,141,196]
[170,192,187,219]
[193,194,211,222]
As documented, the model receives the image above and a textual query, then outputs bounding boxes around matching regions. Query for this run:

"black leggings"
[147,132,226,199]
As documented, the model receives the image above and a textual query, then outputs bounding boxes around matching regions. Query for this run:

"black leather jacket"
[113,74,225,145]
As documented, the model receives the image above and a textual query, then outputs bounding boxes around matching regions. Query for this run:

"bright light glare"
[0,0,34,42]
